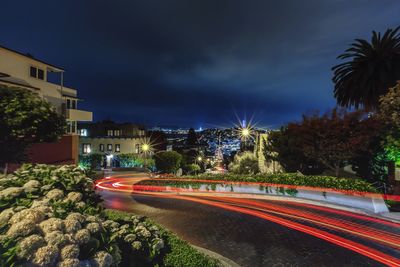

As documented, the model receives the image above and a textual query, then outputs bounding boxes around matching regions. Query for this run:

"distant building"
[77,121,146,167]
[254,132,282,173]
[0,45,92,165]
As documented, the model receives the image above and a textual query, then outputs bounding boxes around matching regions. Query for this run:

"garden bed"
[182,173,378,193]
[0,164,219,267]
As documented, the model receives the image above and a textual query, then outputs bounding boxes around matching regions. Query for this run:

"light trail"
[96,176,400,266]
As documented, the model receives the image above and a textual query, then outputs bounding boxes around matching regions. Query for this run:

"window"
[107,130,113,136]
[29,66,45,80]
[82,144,91,154]
[37,69,44,80]
[78,129,87,136]
[114,130,121,136]
[107,144,112,151]
[115,144,120,152]
[99,144,104,152]
[135,144,140,154]
[66,99,71,109]
[67,121,77,134]
[71,100,76,109]
[30,66,37,78]
[71,121,76,133]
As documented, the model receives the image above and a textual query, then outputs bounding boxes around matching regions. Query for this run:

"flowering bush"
[0,164,219,267]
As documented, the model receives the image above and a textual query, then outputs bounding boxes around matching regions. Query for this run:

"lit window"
[99,144,104,152]
[114,130,121,136]
[107,130,113,136]
[107,144,112,151]
[83,144,91,154]
[79,129,87,136]
[135,144,140,153]
[115,144,120,152]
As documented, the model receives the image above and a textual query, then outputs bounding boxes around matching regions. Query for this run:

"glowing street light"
[142,143,150,152]
[241,127,250,137]
[197,156,203,162]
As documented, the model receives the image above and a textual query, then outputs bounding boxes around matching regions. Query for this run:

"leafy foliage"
[79,153,103,170]
[379,82,400,166]
[183,173,378,192]
[0,86,66,165]
[117,153,155,169]
[332,27,400,109]
[264,127,324,174]
[228,152,260,174]
[154,151,182,173]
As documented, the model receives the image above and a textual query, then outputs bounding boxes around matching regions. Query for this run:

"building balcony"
[66,108,92,121]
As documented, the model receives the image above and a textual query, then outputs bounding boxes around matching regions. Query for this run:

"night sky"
[1,1,399,129]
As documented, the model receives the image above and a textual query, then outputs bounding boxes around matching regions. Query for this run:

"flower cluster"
[0,164,174,267]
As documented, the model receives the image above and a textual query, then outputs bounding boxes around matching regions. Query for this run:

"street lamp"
[142,143,150,152]
[197,156,203,162]
[242,127,250,137]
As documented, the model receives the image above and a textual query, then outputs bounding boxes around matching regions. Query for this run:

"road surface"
[97,174,400,267]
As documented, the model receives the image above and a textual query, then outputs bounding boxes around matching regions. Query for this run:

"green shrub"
[154,151,182,173]
[79,153,103,170]
[182,173,377,192]
[229,152,260,174]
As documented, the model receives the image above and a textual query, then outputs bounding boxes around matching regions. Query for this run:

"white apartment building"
[0,45,92,134]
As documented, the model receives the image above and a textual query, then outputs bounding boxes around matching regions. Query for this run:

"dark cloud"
[1,0,399,128]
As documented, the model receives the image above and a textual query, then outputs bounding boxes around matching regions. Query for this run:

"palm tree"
[332,27,400,110]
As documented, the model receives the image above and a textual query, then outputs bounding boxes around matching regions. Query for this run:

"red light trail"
[96,176,400,266]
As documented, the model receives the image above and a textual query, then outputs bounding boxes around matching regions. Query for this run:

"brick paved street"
[100,189,399,267]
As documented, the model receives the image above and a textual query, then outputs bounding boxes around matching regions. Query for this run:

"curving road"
[97,174,400,267]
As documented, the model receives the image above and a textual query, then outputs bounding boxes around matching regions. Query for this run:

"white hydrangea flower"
[45,189,64,200]
[60,244,80,260]
[45,231,68,248]
[0,187,23,199]
[17,234,46,260]
[64,219,82,233]
[75,201,86,209]
[57,258,80,267]
[92,251,113,267]
[6,220,36,238]
[41,184,53,191]
[123,234,137,243]
[0,208,14,227]
[22,180,41,193]
[66,213,86,223]
[67,192,83,202]
[33,245,59,266]
[135,225,151,238]
[39,218,64,233]
[117,228,129,237]
[120,224,129,230]
[31,199,50,208]
[74,229,91,244]
[85,215,100,223]
[132,241,142,250]
[103,220,119,232]
[86,222,101,234]
[9,208,45,225]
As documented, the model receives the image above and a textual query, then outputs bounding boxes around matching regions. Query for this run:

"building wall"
[79,137,143,155]
[27,135,79,164]
[0,46,92,166]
